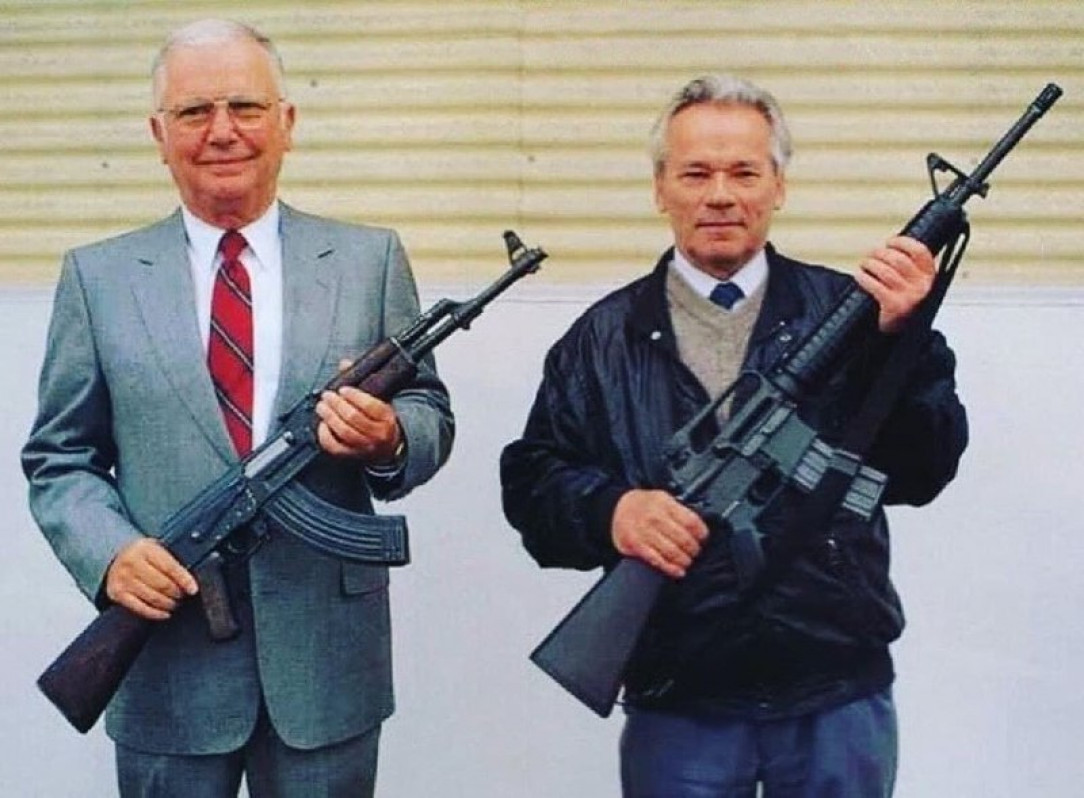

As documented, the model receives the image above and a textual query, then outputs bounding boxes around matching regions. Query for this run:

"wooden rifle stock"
[529,85,1062,717]
[38,606,153,733]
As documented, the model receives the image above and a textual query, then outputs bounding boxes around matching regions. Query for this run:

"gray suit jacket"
[22,203,454,754]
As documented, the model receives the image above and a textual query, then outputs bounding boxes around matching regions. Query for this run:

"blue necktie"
[709,281,744,310]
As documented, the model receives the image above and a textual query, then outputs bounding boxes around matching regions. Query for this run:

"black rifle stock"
[529,84,1062,717]
[39,231,547,733]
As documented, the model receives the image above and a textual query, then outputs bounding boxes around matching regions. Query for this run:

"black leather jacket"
[501,246,968,718]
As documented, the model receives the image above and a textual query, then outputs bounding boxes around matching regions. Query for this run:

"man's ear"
[773,170,787,211]
[281,102,297,152]
[149,115,168,164]
[653,174,667,214]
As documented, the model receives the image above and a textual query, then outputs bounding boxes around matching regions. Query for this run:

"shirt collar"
[181,201,281,275]
[670,247,769,301]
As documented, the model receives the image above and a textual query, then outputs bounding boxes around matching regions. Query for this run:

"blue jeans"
[620,688,897,798]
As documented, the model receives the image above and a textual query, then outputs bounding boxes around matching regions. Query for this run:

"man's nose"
[704,173,734,205]
[206,104,238,141]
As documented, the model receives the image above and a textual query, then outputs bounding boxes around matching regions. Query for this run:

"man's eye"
[177,104,213,119]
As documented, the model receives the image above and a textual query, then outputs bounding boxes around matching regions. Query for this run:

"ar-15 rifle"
[529,84,1063,717]
[39,231,547,734]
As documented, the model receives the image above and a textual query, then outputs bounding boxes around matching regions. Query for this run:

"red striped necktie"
[208,230,254,456]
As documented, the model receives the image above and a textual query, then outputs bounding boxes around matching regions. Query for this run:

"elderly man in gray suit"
[21,19,454,798]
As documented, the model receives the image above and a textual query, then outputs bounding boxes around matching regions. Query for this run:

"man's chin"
[204,189,249,210]
[186,185,269,227]
[688,246,748,278]
[202,178,258,207]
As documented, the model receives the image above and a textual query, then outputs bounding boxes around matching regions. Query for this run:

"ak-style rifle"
[39,231,547,733]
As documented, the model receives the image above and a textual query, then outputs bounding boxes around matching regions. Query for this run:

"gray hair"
[648,74,792,175]
[152,19,286,108]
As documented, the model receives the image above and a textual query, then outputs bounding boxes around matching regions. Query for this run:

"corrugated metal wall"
[2,1,1081,286]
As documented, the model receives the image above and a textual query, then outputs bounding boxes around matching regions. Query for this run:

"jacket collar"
[628,243,811,368]
[130,210,235,460]
[273,203,338,421]
[129,204,340,461]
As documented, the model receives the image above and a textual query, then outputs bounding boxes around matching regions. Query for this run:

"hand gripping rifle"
[39,231,547,733]
[529,85,1063,717]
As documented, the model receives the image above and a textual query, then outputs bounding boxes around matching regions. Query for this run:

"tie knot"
[219,230,247,264]
[709,281,744,310]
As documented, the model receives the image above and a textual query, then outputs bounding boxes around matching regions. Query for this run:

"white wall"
[3,283,1082,797]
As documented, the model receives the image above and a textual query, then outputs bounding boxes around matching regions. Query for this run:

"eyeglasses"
[158,96,284,131]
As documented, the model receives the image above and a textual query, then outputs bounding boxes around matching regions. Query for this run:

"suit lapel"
[129,210,237,461]
[273,204,339,424]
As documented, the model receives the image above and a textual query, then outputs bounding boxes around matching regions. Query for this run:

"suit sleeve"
[21,254,143,603]
[369,230,455,501]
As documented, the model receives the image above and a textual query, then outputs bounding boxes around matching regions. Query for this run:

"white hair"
[648,74,792,175]
[151,19,286,108]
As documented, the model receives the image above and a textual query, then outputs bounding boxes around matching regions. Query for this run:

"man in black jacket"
[500,74,967,797]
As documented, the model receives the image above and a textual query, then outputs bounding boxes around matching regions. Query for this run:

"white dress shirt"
[671,247,768,309]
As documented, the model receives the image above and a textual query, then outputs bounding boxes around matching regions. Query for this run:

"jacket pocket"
[340,563,389,597]
[758,506,903,647]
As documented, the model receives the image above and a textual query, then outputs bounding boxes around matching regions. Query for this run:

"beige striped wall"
[2,1,1081,287]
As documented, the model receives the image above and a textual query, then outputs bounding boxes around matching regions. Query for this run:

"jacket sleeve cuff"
[585,483,628,564]
[364,433,407,479]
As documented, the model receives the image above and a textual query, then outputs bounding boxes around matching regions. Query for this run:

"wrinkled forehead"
[664,104,776,163]
[155,40,281,104]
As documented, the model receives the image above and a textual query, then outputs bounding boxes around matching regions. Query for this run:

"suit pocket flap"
[341,563,389,596]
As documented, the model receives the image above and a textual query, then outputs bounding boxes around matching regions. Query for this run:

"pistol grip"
[729,523,766,589]
[193,552,241,642]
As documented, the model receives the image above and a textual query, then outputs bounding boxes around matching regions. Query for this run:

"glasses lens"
[174,102,214,127]
[169,98,273,129]
[228,99,271,126]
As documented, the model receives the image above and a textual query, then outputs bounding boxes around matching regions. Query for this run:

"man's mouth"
[198,154,256,168]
